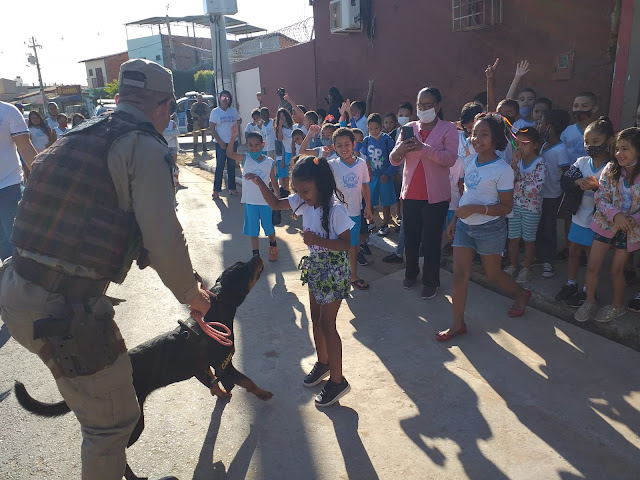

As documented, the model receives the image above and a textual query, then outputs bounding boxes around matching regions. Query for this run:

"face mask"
[321,138,332,147]
[573,110,592,122]
[398,116,411,126]
[585,143,609,157]
[355,141,363,152]
[519,106,532,118]
[417,108,437,124]
[249,151,263,160]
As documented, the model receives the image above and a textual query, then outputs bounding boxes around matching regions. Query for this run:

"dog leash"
[190,275,233,346]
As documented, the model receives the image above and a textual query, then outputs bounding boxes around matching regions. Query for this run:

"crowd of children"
[204,60,640,406]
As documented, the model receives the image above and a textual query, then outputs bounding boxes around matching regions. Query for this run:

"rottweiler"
[14,256,272,480]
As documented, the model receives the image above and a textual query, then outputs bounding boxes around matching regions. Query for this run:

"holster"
[34,304,125,378]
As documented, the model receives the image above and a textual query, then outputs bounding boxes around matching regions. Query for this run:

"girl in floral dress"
[244,155,355,407]
[504,127,546,283]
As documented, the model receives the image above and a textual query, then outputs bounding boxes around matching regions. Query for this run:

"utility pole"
[165,15,177,70]
[27,37,47,112]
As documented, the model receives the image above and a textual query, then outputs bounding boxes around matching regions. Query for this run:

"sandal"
[435,324,467,342]
[508,289,532,318]
[351,279,370,290]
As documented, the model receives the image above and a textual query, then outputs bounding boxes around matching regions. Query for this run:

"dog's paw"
[255,389,273,401]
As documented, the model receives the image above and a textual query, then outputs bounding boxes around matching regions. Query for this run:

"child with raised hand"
[439,113,530,342]
[363,113,397,235]
[562,91,599,163]
[575,127,640,322]
[537,109,571,278]
[556,116,615,307]
[299,123,337,158]
[504,128,546,283]
[532,98,552,128]
[328,127,373,290]
[512,88,537,130]
[275,108,294,191]
[227,125,280,261]
[244,156,355,407]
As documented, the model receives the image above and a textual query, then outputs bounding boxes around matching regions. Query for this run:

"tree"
[103,79,119,99]
[194,70,214,94]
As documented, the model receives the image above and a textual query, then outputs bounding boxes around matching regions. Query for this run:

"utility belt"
[12,251,125,378]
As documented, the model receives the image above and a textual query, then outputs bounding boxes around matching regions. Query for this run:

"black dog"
[14,256,272,480]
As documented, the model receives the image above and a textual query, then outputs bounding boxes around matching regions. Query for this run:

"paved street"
[1,166,640,480]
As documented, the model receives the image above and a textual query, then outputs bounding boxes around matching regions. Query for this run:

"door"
[95,67,105,87]
[234,67,261,145]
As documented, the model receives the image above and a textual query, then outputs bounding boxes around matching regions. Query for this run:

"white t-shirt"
[459,154,515,225]
[571,156,608,228]
[449,156,464,210]
[244,121,265,136]
[29,126,50,152]
[281,127,293,154]
[46,117,58,131]
[512,118,536,131]
[209,106,240,144]
[262,119,276,151]
[496,141,514,165]
[293,123,308,136]
[241,153,274,205]
[541,142,571,198]
[328,156,370,217]
[561,123,587,163]
[0,101,28,188]
[288,193,354,253]
[453,131,475,210]
[162,120,179,149]
[53,126,69,140]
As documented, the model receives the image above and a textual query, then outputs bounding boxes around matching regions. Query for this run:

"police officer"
[190,94,210,153]
[0,59,211,480]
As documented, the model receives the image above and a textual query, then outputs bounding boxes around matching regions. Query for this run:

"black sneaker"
[360,243,372,256]
[629,293,640,312]
[315,378,351,407]
[357,252,369,266]
[303,362,330,387]
[566,290,586,308]
[382,253,403,264]
[555,283,578,302]
[421,285,438,299]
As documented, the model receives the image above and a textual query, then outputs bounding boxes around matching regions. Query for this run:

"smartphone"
[402,126,414,140]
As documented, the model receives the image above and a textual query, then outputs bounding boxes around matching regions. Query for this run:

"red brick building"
[233,0,634,126]
[79,52,129,88]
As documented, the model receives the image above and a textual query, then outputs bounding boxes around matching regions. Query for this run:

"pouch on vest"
[33,304,124,378]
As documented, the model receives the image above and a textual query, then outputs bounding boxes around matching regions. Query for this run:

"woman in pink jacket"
[390,87,459,300]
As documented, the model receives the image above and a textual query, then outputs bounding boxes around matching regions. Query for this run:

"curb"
[365,226,640,351]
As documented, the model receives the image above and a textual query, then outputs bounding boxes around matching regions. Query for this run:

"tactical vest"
[11,111,170,283]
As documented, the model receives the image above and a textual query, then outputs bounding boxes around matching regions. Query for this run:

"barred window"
[452,0,502,32]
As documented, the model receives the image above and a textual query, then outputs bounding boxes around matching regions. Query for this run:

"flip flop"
[435,324,467,342]
[351,279,370,290]
[508,289,532,318]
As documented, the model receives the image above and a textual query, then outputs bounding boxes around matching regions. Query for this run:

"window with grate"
[88,69,93,76]
[452,0,502,32]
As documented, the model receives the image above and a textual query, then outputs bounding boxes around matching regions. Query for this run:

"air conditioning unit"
[330,0,362,34]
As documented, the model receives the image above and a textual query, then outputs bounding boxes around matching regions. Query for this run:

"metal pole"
[28,37,47,111]
[165,15,177,70]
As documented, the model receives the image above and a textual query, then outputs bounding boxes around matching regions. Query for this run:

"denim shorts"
[452,217,507,255]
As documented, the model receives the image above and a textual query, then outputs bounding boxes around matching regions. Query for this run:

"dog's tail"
[14,381,71,417]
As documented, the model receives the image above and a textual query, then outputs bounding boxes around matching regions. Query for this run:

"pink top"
[390,119,459,203]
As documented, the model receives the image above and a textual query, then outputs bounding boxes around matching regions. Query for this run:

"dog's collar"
[178,317,202,338]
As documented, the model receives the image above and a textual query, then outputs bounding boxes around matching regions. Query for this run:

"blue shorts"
[243,204,275,237]
[370,176,396,207]
[452,217,507,255]
[508,205,542,242]
[276,152,292,179]
[349,215,362,247]
[568,222,594,247]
